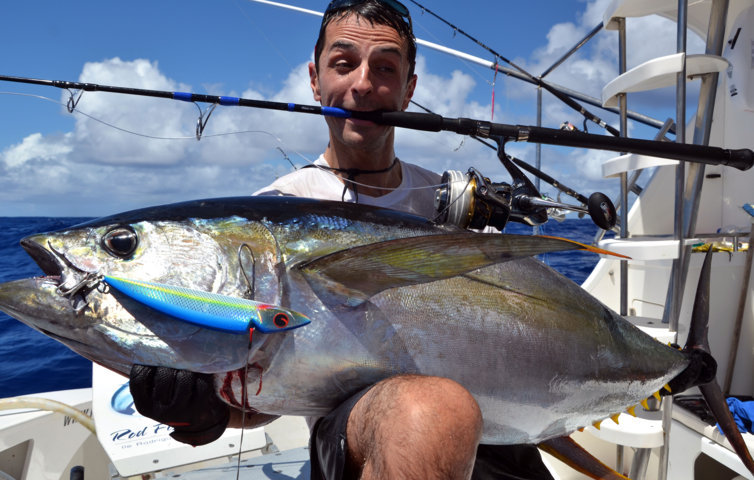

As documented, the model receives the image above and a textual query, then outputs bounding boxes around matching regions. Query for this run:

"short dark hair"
[314,0,417,81]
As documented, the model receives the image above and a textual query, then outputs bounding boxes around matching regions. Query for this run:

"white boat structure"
[1,0,754,478]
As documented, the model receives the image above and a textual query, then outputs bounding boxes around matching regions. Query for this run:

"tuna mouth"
[20,235,102,312]
[21,236,63,278]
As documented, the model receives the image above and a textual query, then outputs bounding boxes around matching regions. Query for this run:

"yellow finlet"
[537,235,632,259]
[593,420,602,430]
[626,405,637,417]
[653,391,662,402]
[663,383,672,394]
[641,398,650,410]
[610,413,621,425]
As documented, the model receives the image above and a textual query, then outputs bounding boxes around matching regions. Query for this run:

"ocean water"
[0,216,609,398]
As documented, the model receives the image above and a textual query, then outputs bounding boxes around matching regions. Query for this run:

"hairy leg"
[346,375,483,480]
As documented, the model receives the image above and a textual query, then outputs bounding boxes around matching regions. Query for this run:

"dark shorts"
[309,387,555,480]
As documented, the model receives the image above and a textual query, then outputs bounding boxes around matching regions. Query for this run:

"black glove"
[129,364,230,446]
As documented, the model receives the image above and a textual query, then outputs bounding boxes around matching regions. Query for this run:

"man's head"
[309,0,418,156]
[314,0,416,81]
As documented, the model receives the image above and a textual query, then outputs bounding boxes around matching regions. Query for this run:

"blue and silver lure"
[104,275,310,334]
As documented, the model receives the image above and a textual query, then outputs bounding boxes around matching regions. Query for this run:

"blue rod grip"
[321,106,351,118]
[219,96,240,106]
[173,91,194,102]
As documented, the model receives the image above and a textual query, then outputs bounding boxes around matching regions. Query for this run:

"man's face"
[309,14,417,151]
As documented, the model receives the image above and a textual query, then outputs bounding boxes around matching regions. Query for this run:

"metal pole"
[618,17,628,317]
[659,4,688,479]
[534,87,543,236]
[673,0,688,333]
[536,87,543,192]
[674,0,731,330]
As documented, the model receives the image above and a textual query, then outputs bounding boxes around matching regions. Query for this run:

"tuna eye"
[102,227,138,258]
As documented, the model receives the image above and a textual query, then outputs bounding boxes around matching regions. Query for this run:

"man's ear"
[309,62,322,102]
[401,74,417,111]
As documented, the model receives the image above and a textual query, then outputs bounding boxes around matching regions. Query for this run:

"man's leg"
[346,374,483,480]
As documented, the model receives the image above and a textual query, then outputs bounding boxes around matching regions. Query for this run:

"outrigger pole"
[1,73,752,171]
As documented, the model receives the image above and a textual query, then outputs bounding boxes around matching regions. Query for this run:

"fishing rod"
[247,0,669,133]
[406,0,620,137]
[2,74,750,171]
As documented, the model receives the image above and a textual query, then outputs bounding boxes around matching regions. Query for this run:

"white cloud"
[0,58,329,216]
[2,132,73,168]
[0,54,498,216]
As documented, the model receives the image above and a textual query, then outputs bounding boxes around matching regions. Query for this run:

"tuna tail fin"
[667,249,754,474]
[538,436,629,480]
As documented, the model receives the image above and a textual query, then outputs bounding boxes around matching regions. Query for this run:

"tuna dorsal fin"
[298,233,622,305]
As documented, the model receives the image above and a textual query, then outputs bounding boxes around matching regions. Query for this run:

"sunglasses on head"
[325,0,411,21]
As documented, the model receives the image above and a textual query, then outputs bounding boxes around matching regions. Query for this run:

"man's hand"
[129,364,230,446]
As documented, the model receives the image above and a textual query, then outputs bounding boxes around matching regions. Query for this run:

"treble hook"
[57,272,104,299]
[65,89,84,113]
[194,102,218,140]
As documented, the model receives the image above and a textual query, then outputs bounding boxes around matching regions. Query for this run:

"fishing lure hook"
[56,272,104,299]
[194,102,218,140]
[57,272,105,314]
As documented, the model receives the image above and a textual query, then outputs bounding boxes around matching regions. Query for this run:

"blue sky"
[0,0,703,216]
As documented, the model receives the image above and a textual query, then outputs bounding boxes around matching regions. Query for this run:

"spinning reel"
[434,137,617,232]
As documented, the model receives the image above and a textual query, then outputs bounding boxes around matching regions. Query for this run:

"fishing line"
[234,0,296,72]
[409,20,493,86]
[0,91,287,142]
[1,90,446,196]
[236,329,254,480]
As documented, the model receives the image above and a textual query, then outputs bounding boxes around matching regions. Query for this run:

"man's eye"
[333,59,353,69]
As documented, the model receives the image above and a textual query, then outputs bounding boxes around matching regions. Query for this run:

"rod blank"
[1,74,751,171]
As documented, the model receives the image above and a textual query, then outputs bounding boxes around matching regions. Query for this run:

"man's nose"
[351,63,373,97]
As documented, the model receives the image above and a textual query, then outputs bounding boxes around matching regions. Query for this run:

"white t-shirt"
[253,155,442,220]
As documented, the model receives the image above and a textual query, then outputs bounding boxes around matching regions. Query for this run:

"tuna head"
[0,212,283,376]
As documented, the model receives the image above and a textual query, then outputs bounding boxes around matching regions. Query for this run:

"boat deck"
[175,447,311,480]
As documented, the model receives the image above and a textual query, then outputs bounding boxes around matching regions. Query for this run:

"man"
[131,1,555,479]
[254,0,439,219]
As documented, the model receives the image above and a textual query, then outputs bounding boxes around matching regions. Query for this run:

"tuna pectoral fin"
[538,437,629,480]
[299,233,623,304]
